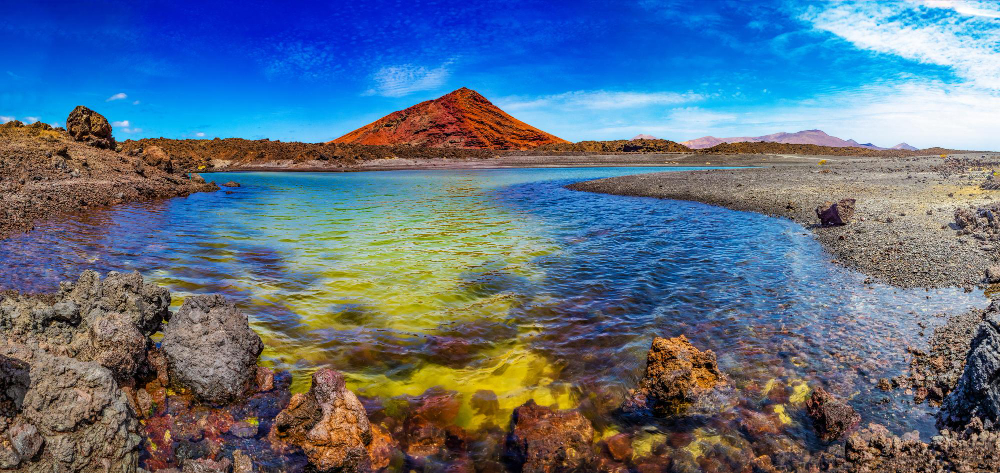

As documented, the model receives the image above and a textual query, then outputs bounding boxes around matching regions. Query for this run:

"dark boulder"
[622,335,726,416]
[271,368,376,472]
[815,198,856,226]
[221,181,240,188]
[66,105,116,149]
[805,386,860,441]
[939,302,1000,428]
[161,294,263,405]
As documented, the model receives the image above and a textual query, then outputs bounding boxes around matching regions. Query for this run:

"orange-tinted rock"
[66,105,116,149]
[604,433,633,462]
[271,368,375,471]
[331,88,568,150]
[622,335,725,415]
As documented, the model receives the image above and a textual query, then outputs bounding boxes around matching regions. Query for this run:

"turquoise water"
[0,167,985,466]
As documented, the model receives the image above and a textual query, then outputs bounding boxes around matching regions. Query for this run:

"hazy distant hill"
[631,134,658,140]
[682,129,914,151]
[331,87,568,150]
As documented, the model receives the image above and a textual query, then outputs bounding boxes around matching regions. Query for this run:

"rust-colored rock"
[332,87,568,150]
[503,400,595,473]
[805,386,860,441]
[66,105,116,149]
[271,368,376,472]
[622,335,724,415]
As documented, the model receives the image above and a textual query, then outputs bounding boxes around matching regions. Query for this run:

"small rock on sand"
[815,198,856,226]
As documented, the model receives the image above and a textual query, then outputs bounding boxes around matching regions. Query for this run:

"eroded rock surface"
[845,419,1000,472]
[816,198,856,226]
[939,302,1000,428]
[503,400,595,473]
[162,294,264,405]
[622,335,726,416]
[271,368,375,472]
[0,270,170,383]
[0,342,139,472]
[66,105,116,149]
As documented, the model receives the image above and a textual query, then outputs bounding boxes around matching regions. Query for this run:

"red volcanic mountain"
[331,87,568,150]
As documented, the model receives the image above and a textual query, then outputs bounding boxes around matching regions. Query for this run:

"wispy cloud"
[364,60,453,98]
[919,0,1000,19]
[195,132,205,137]
[800,1,1000,89]
[499,90,701,112]
[23,116,39,124]
[0,116,14,123]
[111,120,130,127]
[132,100,140,105]
[106,92,128,102]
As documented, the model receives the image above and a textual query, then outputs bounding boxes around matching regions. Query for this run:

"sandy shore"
[569,153,1000,289]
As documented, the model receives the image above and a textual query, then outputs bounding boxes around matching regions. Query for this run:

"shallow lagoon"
[0,167,985,466]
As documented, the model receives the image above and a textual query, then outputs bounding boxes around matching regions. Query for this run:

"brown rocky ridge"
[0,108,217,239]
[331,87,569,150]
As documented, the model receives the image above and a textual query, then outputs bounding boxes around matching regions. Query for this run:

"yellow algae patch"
[773,405,792,425]
[347,347,574,431]
[685,428,723,460]
[762,378,778,396]
[632,431,668,458]
[594,426,621,444]
[789,381,810,404]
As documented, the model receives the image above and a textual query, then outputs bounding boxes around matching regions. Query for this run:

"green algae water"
[0,167,986,469]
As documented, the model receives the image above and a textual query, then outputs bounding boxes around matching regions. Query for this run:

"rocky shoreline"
[0,107,217,240]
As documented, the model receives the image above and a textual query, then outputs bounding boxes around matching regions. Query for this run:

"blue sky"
[1,0,999,149]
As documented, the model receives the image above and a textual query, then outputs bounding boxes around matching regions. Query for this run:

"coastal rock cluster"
[622,335,728,416]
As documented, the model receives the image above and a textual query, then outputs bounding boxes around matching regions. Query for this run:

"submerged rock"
[66,105,116,149]
[161,294,264,405]
[503,400,595,473]
[815,198,856,226]
[0,342,139,471]
[805,386,860,441]
[845,419,1000,472]
[939,301,1000,428]
[221,181,240,188]
[271,368,376,472]
[622,335,726,416]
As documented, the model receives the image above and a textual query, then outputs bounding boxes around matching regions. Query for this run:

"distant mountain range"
[680,129,916,151]
[631,134,658,140]
[332,87,567,150]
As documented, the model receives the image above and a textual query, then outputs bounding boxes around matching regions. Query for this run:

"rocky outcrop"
[270,368,377,472]
[503,400,595,473]
[845,419,1000,472]
[939,302,1000,428]
[0,270,170,384]
[805,387,860,441]
[815,198,856,226]
[140,145,174,173]
[66,105,115,149]
[221,181,240,188]
[161,294,264,404]
[622,335,726,416]
[0,342,139,472]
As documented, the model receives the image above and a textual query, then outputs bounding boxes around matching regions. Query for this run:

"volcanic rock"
[815,198,856,226]
[845,419,1000,472]
[939,301,1000,428]
[0,270,170,383]
[142,145,175,173]
[271,368,375,472]
[332,87,568,150]
[503,400,595,473]
[161,294,264,405]
[805,387,860,441]
[66,105,116,149]
[622,335,725,416]
[986,266,1000,284]
[221,181,240,188]
[0,342,139,471]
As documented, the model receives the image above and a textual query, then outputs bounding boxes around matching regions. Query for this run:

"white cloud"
[498,90,701,112]
[111,120,130,127]
[120,127,142,134]
[800,1,1000,89]
[132,100,140,105]
[106,92,128,102]
[0,116,13,123]
[364,60,452,97]
[23,116,39,124]
[195,132,205,137]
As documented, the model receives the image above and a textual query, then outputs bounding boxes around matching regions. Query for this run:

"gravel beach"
[569,153,1000,289]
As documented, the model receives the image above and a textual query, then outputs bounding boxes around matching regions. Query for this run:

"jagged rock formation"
[622,335,727,416]
[939,302,1000,428]
[806,387,860,441]
[161,294,264,405]
[66,105,116,149]
[332,87,568,150]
